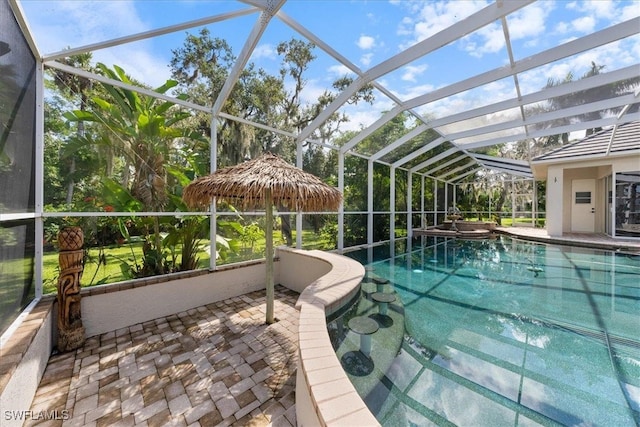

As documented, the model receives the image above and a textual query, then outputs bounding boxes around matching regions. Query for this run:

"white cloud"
[462,22,504,57]
[462,3,550,58]
[554,21,570,34]
[328,64,355,77]
[576,0,617,20]
[571,16,596,33]
[421,94,472,120]
[483,80,512,96]
[506,3,549,40]
[565,1,638,28]
[357,35,376,50]
[251,43,276,60]
[619,2,640,22]
[360,53,374,67]
[515,37,637,101]
[401,64,428,82]
[565,1,580,11]
[397,16,414,37]
[339,102,390,132]
[399,2,553,58]
[392,83,436,103]
[398,1,488,48]
[24,1,149,55]
[20,1,172,87]
[366,12,379,25]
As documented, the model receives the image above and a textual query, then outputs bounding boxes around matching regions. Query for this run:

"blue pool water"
[334,236,640,427]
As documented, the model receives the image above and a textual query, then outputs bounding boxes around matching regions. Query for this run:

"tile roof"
[532,120,640,163]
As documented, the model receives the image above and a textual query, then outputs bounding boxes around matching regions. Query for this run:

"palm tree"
[535,62,640,144]
[64,63,197,273]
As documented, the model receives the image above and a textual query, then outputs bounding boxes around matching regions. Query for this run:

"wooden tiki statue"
[56,226,86,352]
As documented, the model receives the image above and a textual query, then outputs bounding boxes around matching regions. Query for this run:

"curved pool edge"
[494,227,640,255]
[277,247,380,427]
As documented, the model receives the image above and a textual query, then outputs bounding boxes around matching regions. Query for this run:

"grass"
[42,229,336,294]
[462,216,546,227]
[42,242,176,294]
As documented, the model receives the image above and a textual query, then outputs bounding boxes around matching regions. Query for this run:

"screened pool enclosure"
[1,0,639,336]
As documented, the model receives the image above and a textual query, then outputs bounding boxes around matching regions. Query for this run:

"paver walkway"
[27,286,299,427]
[497,227,640,253]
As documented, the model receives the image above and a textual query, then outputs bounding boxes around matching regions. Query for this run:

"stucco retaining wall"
[278,247,380,427]
[80,261,270,337]
[0,299,55,427]
[3,248,379,427]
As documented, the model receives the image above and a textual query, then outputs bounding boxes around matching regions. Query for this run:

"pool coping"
[495,227,640,255]
[278,247,381,427]
[293,229,639,426]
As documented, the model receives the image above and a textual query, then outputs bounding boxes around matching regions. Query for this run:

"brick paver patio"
[27,286,299,427]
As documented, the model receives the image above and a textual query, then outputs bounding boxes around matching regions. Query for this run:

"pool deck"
[24,228,639,426]
[26,287,299,427]
[496,227,640,254]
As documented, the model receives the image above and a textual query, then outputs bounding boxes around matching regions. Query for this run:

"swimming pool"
[332,236,640,426]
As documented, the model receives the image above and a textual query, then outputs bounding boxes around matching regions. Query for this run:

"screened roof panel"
[515,35,640,98]
[436,161,478,180]
[398,140,455,170]
[410,146,462,173]
[413,78,517,125]
[471,153,533,178]
[374,124,439,164]
[449,126,526,148]
[348,110,410,157]
[433,106,523,138]
[13,0,640,182]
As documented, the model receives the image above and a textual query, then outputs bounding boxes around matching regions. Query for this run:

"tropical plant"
[527,61,640,151]
[63,63,203,275]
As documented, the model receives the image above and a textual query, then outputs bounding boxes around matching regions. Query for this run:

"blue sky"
[17,0,640,132]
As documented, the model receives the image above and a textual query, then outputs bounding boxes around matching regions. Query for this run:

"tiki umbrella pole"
[182,152,342,326]
[265,188,275,324]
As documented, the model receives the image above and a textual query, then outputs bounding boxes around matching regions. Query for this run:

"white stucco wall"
[277,247,332,293]
[540,153,638,237]
[546,165,564,236]
[0,307,53,427]
[613,157,640,174]
[82,262,274,337]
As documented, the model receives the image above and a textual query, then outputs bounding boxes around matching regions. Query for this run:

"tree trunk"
[153,216,163,272]
[493,187,507,225]
[65,157,76,204]
[279,206,292,246]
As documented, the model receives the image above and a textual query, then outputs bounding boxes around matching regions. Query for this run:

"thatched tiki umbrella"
[183,152,342,324]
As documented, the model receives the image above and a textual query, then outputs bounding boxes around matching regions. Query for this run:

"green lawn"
[463,216,545,227]
[42,241,205,294]
[42,229,335,294]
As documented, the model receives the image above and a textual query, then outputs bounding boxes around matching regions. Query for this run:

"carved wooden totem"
[56,226,86,352]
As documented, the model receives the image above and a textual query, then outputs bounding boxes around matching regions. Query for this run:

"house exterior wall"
[544,155,640,236]
[613,157,640,174]
[563,166,609,234]
[546,165,564,236]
